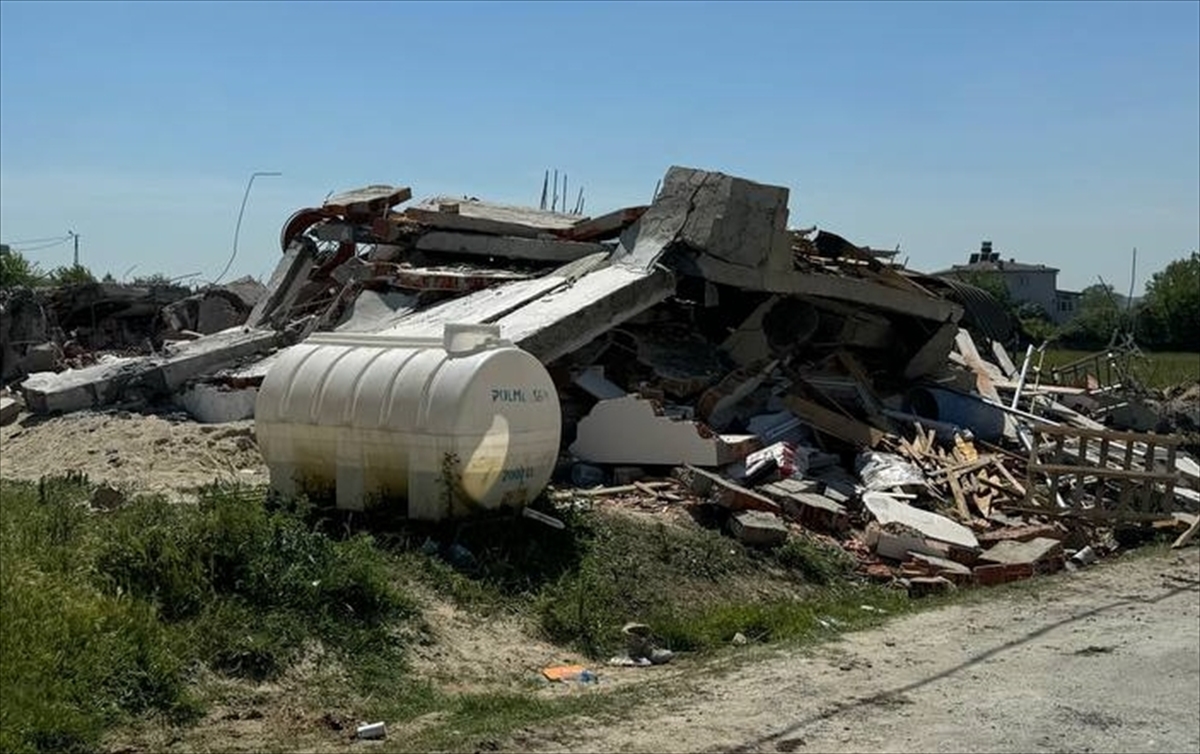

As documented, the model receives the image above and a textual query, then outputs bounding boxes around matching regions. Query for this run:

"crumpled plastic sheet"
[855,450,928,491]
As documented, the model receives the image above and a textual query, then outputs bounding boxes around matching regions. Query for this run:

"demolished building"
[4,165,1197,588]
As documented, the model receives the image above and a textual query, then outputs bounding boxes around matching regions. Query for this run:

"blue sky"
[1,0,1197,292]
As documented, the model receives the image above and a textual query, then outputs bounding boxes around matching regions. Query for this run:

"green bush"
[0,478,418,753]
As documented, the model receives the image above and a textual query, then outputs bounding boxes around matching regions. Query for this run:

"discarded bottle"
[356,722,386,740]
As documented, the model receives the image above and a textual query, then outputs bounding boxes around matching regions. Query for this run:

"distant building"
[933,241,1081,325]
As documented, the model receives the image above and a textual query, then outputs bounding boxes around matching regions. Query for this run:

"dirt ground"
[5,409,1199,754]
[0,409,268,500]
[514,548,1200,754]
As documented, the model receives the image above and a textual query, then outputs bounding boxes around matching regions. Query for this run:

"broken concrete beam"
[862,491,980,552]
[20,357,144,414]
[571,394,759,467]
[410,196,583,233]
[616,166,792,274]
[20,329,281,415]
[729,510,789,547]
[783,395,885,449]
[555,206,649,242]
[402,206,547,238]
[247,239,316,328]
[0,395,19,426]
[677,465,781,514]
[415,232,608,264]
[695,255,964,324]
[500,266,677,364]
[152,328,281,394]
[978,537,1064,573]
[372,253,612,340]
[323,185,412,216]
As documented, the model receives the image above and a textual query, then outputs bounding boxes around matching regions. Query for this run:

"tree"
[960,271,1013,309]
[1139,252,1200,352]
[48,263,97,287]
[0,246,45,288]
[1063,283,1125,349]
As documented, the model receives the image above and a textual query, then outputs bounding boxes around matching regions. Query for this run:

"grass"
[0,476,417,754]
[0,476,916,754]
[1041,348,1199,390]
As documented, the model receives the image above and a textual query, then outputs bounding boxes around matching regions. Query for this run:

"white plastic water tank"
[255,324,561,520]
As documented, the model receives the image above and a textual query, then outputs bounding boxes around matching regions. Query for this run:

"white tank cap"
[443,323,504,355]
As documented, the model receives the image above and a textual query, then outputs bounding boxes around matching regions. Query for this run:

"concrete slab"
[862,491,980,551]
[570,394,758,466]
[978,537,1064,567]
[415,231,608,263]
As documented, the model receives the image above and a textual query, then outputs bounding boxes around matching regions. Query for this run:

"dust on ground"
[0,409,268,500]
[513,548,1200,754]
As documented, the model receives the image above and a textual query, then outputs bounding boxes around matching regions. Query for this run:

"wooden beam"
[783,395,885,448]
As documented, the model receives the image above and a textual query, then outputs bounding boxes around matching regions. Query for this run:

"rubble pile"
[2,165,1196,584]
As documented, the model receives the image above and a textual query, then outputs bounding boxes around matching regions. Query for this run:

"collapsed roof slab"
[497,265,676,364]
[371,249,674,364]
[409,196,584,233]
[695,254,963,324]
[415,231,609,263]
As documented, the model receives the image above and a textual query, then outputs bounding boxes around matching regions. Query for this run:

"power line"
[10,237,72,253]
[4,234,71,246]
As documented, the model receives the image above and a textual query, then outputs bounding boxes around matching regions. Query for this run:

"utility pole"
[69,230,79,267]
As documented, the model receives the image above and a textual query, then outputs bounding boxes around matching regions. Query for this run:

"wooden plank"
[1172,516,1200,549]
[992,458,1027,497]
[416,231,608,263]
[946,471,971,520]
[954,329,1018,439]
[1028,464,1178,483]
[1035,422,1183,447]
[783,395,885,448]
[575,482,673,497]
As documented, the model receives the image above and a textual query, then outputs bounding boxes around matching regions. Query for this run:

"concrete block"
[0,396,20,426]
[571,394,759,467]
[177,383,258,423]
[978,537,1064,571]
[196,294,244,334]
[18,343,59,374]
[729,510,789,548]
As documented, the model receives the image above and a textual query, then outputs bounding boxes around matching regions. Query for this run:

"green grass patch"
[3,475,930,754]
[1042,348,1199,390]
[0,477,418,754]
